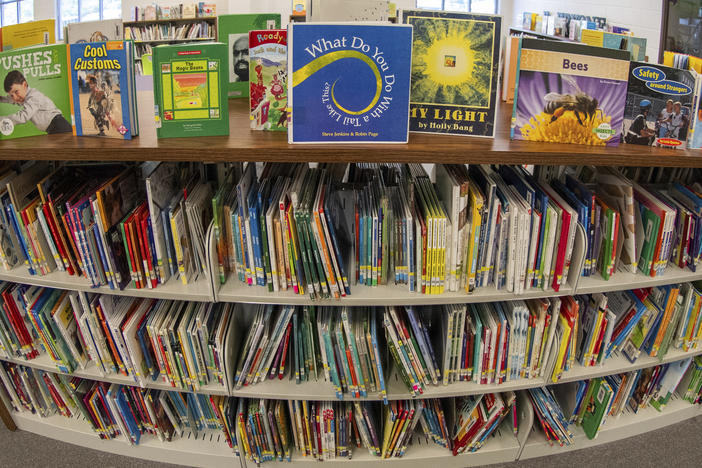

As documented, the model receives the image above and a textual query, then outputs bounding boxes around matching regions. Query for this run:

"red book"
[590,315,609,366]
[278,322,292,379]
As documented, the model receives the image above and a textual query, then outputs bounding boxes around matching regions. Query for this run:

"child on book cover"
[0,70,72,135]
[81,72,127,137]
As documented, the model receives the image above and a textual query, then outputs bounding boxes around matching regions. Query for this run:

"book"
[401,10,501,137]
[152,42,229,138]
[65,19,124,44]
[216,13,281,98]
[67,41,139,139]
[1,19,55,51]
[0,44,73,140]
[249,30,287,131]
[511,38,630,146]
[622,62,695,148]
[287,23,413,143]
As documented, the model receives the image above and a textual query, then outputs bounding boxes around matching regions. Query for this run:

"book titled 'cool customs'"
[288,23,413,143]
[511,39,630,147]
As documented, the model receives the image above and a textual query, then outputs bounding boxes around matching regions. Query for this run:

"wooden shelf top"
[124,17,217,25]
[2,90,702,166]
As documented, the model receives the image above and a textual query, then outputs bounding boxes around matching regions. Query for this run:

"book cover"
[622,62,695,149]
[402,10,501,137]
[217,14,281,98]
[688,72,702,149]
[0,44,73,140]
[65,19,124,44]
[152,42,229,138]
[1,19,55,51]
[249,29,287,131]
[68,41,138,139]
[511,39,629,147]
[288,23,413,143]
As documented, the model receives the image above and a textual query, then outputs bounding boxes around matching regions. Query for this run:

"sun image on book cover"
[249,29,287,131]
[511,39,630,147]
[401,9,501,137]
[288,23,413,143]
[621,62,695,149]
[68,41,138,139]
[153,42,229,138]
[217,13,281,98]
[0,44,73,140]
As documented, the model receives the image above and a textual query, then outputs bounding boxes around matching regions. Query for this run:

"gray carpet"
[1,416,702,467]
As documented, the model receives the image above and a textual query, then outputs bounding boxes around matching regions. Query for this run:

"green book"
[152,42,229,138]
[217,13,281,98]
[0,44,73,140]
[581,378,613,439]
[638,206,660,275]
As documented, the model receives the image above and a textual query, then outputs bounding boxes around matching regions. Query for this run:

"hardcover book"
[402,9,501,137]
[152,42,229,138]
[1,19,55,51]
[511,38,630,147]
[67,41,139,139]
[65,19,124,44]
[288,23,413,143]
[622,62,695,149]
[0,44,73,140]
[249,29,287,131]
[217,14,281,98]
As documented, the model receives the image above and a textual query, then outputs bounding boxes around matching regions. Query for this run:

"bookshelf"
[123,17,217,61]
[2,98,702,467]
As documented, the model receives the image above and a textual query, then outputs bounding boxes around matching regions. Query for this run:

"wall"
[511,0,664,62]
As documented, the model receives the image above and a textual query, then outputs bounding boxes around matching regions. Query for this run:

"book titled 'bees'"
[511,39,630,147]
[402,9,501,138]
[287,23,413,143]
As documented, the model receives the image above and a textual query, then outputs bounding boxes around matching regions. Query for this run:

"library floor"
[1,416,702,468]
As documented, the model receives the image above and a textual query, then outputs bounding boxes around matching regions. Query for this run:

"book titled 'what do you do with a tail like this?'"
[288,23,413,143]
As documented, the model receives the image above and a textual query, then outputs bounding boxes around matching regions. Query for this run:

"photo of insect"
[543,74,602,126]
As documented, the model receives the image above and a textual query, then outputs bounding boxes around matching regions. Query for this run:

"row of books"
[0,283,235,392]
[124,22,215,42]
[0,361,515,461]
[131,3,217,21]
[529,358,696,445]
[0,161,214,290]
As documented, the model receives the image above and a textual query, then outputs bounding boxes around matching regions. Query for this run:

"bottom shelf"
[11,410,520,468]
[520,395,702,459]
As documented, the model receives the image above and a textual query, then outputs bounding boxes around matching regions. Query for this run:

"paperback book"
[401,9,501,137]
[622,62,695,148]
[1,19,55,51]
[0,44,73,140]
[152,42,229,138]
[511,39,630,147]
[217,13,281,98]
[67,41,139,139]
[249,29,287,131]
[288,23,413,143]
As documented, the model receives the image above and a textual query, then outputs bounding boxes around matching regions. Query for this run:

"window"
[416,0,498,14]
[0,0,33,27]
[57,0,122,38]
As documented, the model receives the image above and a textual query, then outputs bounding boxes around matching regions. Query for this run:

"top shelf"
[2,91,702,167]
[123,17,217,25]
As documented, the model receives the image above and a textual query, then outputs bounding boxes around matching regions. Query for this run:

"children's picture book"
[622,62,695,149]
[402,9,501,137]
[217,13,281,98]
[288,23,413,143]
[67,41,139,139]
[688,73,702,149]
[1,19,55,51]
[65,19,124,44]
[249,29,287,131]
[0,44,73,140]
[511,39,630,147]
[152,42,229,138]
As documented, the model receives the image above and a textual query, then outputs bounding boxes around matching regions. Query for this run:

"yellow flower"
[520,110,613,146]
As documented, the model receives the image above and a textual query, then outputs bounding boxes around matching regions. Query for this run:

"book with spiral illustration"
[401,9,501,137]
[287,23,413,143]
[511,38,630,147]
[67,41,139,139]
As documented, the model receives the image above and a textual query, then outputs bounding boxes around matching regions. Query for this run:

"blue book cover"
[288,23,413,143]
[67,41,138,139]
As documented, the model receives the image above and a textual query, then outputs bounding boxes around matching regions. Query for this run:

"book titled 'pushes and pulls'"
[287,23,413,143]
